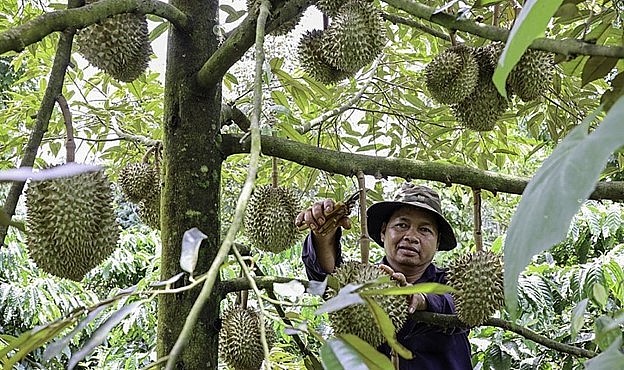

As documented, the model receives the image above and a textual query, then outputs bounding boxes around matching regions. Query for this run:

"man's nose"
[402,228,418,242]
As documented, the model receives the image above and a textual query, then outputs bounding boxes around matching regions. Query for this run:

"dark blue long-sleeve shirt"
[302,233,473,370]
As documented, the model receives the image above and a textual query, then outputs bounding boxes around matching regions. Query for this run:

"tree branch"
[0,0,189,55]
[382,0,624,58]
[410,311,598,358]
[382,12,450,42]
[0,1,81,246]
[219,276,309,295]
[196,0,315,88]
[220,134,624,202]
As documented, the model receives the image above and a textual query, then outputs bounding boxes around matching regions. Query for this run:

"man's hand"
[295,199,351,238]
[379,264,427,314]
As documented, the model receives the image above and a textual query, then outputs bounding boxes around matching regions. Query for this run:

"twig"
[357,171,370,264]
[382,12,450,41]
[300,57,382,134]
[56,95,75,163]
[410,311,598,359]
[472,188,483,252]
[163,0,270,367]
[232,244,272,370]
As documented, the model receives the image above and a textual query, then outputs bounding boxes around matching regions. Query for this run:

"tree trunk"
[156,0,223,368]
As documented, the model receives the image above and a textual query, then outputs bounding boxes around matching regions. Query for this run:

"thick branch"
[382,12,450,42]
[196,0,315,88]
[0,0,188,55]
[0,3,79,246]
[219,276,309,295]
[220,134,624,202]
[411,311,598,358]
[382,0,624,58]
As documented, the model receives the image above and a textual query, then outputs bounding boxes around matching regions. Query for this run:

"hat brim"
[367,201,457,251]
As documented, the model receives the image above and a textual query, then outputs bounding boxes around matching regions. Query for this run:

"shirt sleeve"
[423,292,456,314]
[301,230,343,282]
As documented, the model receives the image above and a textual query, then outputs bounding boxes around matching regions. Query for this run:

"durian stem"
[492,4,500,27]
[472,188,483,252]
[271,155,279,188]
[56,94,75,163]
[357,171,370,264]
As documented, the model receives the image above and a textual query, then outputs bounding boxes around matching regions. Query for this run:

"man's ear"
[380,222,387,242]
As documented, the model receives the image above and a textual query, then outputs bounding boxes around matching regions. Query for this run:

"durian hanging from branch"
[74,0,152,82]
[25,95,120,281]
[297,0,387,84]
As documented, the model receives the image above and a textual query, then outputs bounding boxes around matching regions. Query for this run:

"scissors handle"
[297,190,361,236]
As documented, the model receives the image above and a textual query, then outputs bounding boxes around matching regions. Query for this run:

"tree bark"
[156,0,222,368]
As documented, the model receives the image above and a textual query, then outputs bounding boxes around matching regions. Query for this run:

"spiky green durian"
[246,0,302,35]
[118,163,160,203]
[508,49,554,102]
[326,261,408,348]
[321,1,386,73]
[219,307,276,370]
[450,43,509,131]
[25,169,120,281]
[244,185,300,253]
[446,250,504,327]
[316,0,373,18]
[138,195,160,230]
[75,0,152,82]
[298,30,352,84]
[425,45,479,104]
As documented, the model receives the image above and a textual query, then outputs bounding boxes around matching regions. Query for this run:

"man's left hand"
[379,264,427,314]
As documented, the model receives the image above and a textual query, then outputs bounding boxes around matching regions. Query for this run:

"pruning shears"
[297,190,361,236]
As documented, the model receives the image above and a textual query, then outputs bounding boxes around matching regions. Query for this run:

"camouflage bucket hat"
[366,183,457,251]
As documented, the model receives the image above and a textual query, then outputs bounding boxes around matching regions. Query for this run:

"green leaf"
[581,56,618,87]
[149,22,169,42]
[315,284,364,315]
[43,306,107,361]
[570,298,587,341]
[594,316,623,352]
[591,283,608,309]
[585,337,624,370]
[337,334,394,370]
[359,282,454,297]
[361,297,413,360]
[493,0,564,96]
[503,96,624,316]
[68,301,142,370]
[474,0,505,6]
[320,337,369,370]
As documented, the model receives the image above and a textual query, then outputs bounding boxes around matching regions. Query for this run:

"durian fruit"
[450,43,509,131]
[138,195,160,230]
[298,30,352,85]
[446,250,504,327]
[118,163,160,203]
[244,185,300,253]
[508,49,554,102]
[25,169,120,281]
[316,0,373,18]
[246,0,302,36]
[75,0,152,82]
[219,307,276,370]
[321,1,386,73]
[326,261,409,348]
[425,45,479,105]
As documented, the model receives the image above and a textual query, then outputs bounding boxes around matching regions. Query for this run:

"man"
[295,182,472,369]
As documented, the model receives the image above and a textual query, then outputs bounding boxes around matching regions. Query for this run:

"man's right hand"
[295,198,352,238]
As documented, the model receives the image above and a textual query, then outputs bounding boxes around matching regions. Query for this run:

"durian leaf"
[592,283,608,309]
[273,280,305,299]
[569,298,587,341]
[179,227,208,276]
[492,0,564,96]
[319,337,369,370]
[149,22,169,42]
[67,301,142,370]
[43,306,107,361]
[336,334,394,370]
[315,283,364,315]
[361,297,413,360]
[359,282,454,297]
[584,337,624,370]
[307,277,328,296]
[1,319,73,369]
[594,315,624,351]
[581,56,619,87]
[503,96,624,317]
